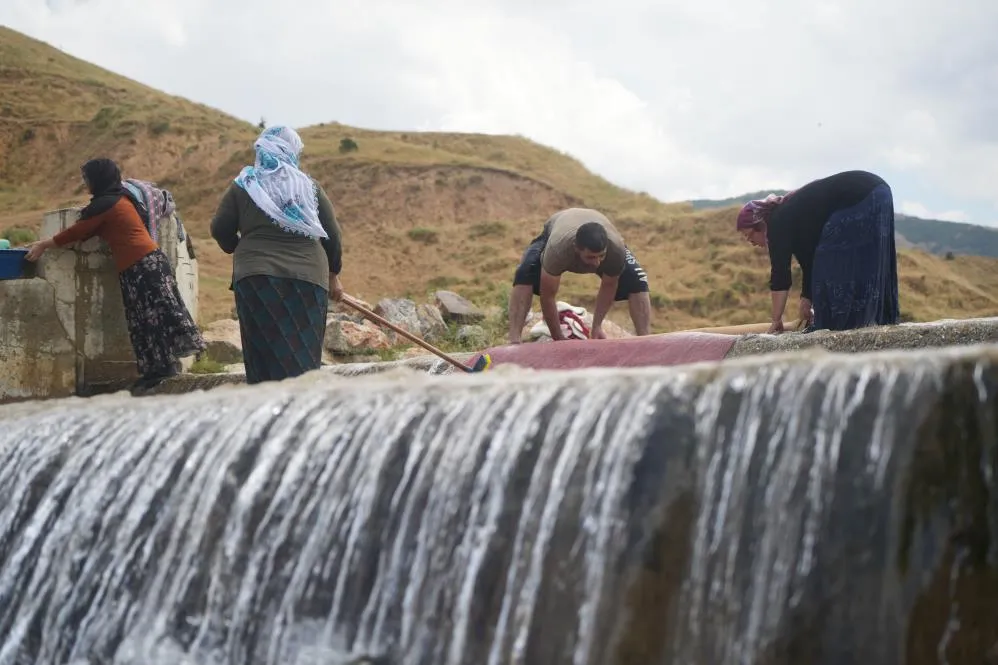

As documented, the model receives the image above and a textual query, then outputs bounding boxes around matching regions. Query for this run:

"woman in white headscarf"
[211,125,344,384]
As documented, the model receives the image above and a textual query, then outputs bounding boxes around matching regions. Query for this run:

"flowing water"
[0,347,996,665]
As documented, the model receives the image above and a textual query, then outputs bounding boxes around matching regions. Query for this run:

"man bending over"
[507,207,653,344]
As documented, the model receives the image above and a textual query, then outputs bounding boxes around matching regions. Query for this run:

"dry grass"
[3,25,998,333]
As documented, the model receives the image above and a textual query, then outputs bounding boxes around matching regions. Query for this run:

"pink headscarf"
[735,193,788,230]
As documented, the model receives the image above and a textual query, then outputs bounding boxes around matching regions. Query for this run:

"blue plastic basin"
[0,248,29,280]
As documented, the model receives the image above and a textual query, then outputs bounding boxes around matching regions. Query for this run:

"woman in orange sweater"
[25,158,206,392]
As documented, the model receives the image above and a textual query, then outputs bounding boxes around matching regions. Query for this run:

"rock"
[325,319,391,355]
[400,347,433,359]
[374,298,421,332]
[435,290,484,324]
[416,303,447,342]
[330,297,373,317]
[374,298,422,344]
[201,319,244,364]
[456,324,487,348]
[328,311,365,326]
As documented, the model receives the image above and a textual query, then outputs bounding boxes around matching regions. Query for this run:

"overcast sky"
[5,0,998,226]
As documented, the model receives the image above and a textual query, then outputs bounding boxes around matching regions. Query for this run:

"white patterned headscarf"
[234,125,328,239]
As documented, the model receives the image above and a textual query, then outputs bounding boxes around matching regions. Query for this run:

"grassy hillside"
[891,215,998,259]
[3,25,998,336]
[690,190,998,260]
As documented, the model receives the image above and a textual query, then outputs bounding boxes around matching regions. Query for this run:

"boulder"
[435,290,484,324]
[416,303,448,342]
[374,298,422,334]
[327,312,366,327]
[324,319,391,356]
[329,297,373,317]
[200,319,244,364]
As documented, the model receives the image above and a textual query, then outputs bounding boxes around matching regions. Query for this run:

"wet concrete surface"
[8,318,998,406]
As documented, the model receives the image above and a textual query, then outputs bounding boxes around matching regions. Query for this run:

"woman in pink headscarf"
[736,170,900,334]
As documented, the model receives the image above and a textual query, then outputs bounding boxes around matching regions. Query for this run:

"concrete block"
[0,205,201,402]
[0,278,76,402]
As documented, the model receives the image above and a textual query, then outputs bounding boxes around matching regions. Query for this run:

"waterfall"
[0,348,995,665]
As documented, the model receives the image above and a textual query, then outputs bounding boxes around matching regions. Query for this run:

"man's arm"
[539,268,564,341]
[591,274,619,334]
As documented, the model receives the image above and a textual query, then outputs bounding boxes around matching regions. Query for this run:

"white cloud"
[3,0,998,223]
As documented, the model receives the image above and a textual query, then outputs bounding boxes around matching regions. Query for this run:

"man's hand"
[798,297,813,327]
[328,273,344,301]
[767,319,784,334]
[590,326,606,340]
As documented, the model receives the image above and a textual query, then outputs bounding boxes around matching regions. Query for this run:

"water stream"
[0,347,995,664]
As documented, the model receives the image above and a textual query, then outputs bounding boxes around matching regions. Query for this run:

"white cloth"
[234,125,327,239]
[527,301,590,340]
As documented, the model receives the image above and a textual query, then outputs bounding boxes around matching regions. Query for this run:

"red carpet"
[471,332,738,371]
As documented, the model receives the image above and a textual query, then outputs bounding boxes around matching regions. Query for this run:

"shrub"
[408,227,438,244]
[468,221,507,238]
[149,120,171,136]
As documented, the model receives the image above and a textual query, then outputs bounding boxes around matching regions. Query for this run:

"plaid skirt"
[233,275,329,385]
[119,249,206,376]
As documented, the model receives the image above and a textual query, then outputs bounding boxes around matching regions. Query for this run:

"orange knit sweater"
[53,197,159,272]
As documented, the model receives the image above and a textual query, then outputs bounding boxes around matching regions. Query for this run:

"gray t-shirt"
[540,208,626,277]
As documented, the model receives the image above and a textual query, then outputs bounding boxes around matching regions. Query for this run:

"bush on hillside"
[408,227,438,244]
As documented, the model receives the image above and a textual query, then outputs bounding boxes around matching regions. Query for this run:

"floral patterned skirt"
[119,249,206,377]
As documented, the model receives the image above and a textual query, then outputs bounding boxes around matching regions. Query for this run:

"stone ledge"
[134,318,998,398]
[17,318,998,402]
[726,317,998,358]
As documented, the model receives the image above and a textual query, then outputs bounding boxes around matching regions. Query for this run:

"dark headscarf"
[79,158,125,220]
